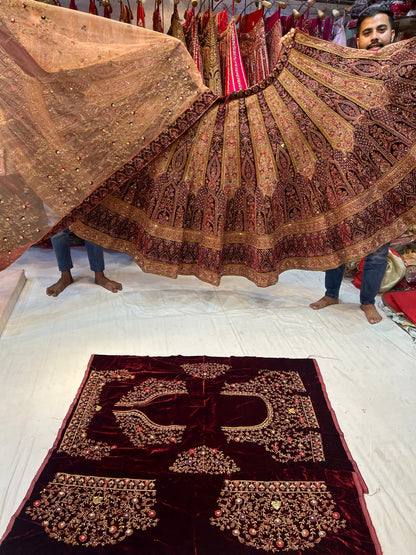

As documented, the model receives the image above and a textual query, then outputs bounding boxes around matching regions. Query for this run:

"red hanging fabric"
[69,0,78,10]
[136,0,145,27]
[89,0,98,15]
[153,5,163,33]
[103,1,113,19]
[184,8,204,79]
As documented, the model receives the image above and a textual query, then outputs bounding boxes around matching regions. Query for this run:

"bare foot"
[46,271,73,297]
[360,304,382,324]
[94,271,122,293]
[309,296,339,310]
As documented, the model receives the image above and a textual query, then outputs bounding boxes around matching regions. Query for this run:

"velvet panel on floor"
[0,355,380,554]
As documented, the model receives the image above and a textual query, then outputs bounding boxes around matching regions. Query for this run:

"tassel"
[69,0,78,10]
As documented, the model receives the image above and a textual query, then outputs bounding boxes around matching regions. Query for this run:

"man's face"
[356,14,395,51]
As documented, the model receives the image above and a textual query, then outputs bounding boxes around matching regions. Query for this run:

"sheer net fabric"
[0,0,213,269]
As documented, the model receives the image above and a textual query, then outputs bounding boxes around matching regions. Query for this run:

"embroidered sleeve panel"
[58,369,135,460]
[221,370,324,464]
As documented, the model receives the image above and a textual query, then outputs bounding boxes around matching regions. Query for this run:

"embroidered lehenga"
[1,0,415,286]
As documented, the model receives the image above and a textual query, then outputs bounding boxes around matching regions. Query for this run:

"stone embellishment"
[113,378,188,447]
[115,377,188,406]
[169,445,241,474]
[210,479,346,551]
[58,369,134,460]
[180,362,231,379]
[25,473,158,547]
[221,370,324,463]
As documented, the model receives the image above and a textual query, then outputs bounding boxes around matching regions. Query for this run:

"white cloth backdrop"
[0,246,415,554]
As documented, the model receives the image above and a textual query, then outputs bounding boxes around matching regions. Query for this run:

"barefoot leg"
[309,296,339,310]
[46,270,74,297]
[94,271,122,293]
[360,304,382,324]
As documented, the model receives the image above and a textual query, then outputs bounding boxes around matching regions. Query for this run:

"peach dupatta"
[0,0,216,269]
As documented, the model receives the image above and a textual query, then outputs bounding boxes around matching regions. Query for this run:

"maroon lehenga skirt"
[1,1,416,286]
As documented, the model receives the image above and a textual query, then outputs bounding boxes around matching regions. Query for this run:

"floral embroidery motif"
[58,369,134,460]
[211,479,346,551]
[113,378,188,447]
[221,370,324,463]
[180,362,231,379]
[25,473,158,547]
[115,378,188,405]
[169,445,240,474]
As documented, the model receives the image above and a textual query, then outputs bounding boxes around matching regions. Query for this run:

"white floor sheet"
[0,246,415,554]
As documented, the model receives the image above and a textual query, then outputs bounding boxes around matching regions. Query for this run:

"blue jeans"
[51,229,104,273]
[325,243,389,305]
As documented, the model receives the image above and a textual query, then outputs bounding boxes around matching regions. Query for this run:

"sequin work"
[113,378,188,448]
[222,370,324,463]
[169,445,241,474]
[25,473,158,547]
[210,479,346,551]
[180,362,231,378]
[58,369,134,460]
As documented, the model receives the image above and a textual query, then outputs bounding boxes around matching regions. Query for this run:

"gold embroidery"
[58,369,134,460]
[289,49,387,110]
[294,29,397,60]
[278,68,355,152]
[211,479,346,551]
[184,105,219,196]
[113,378,188,447]
[115,377,188,405]
[221,370,324,463]
[221,100,241,199]
[169,445,240,474]
[246,94,279,197]
[263,85,317,178]
[180,362,231,379]
[26,473,158,547]
[114,408,186,447]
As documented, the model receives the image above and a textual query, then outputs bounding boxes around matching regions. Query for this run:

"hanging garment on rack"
[136,0,145,28]
[322,17,333,41]
[184,8,204,79]
[103,0,112,19]
[281,14,294,36]
[1,1,416,286]
[199,10,223,95]
[265,10,283,72]
[217,12,248,94]
[119,1,133,24]
[308,16,323,39]
[153,4,163,33]
[167,4,186,45]
[332,15,347,46]
[88,0,98,15]
[238,8,270,87]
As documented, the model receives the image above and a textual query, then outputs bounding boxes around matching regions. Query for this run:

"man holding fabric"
[310,6,396,324]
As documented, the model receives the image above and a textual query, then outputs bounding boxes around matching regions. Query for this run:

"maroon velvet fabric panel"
[0,356,379,554]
